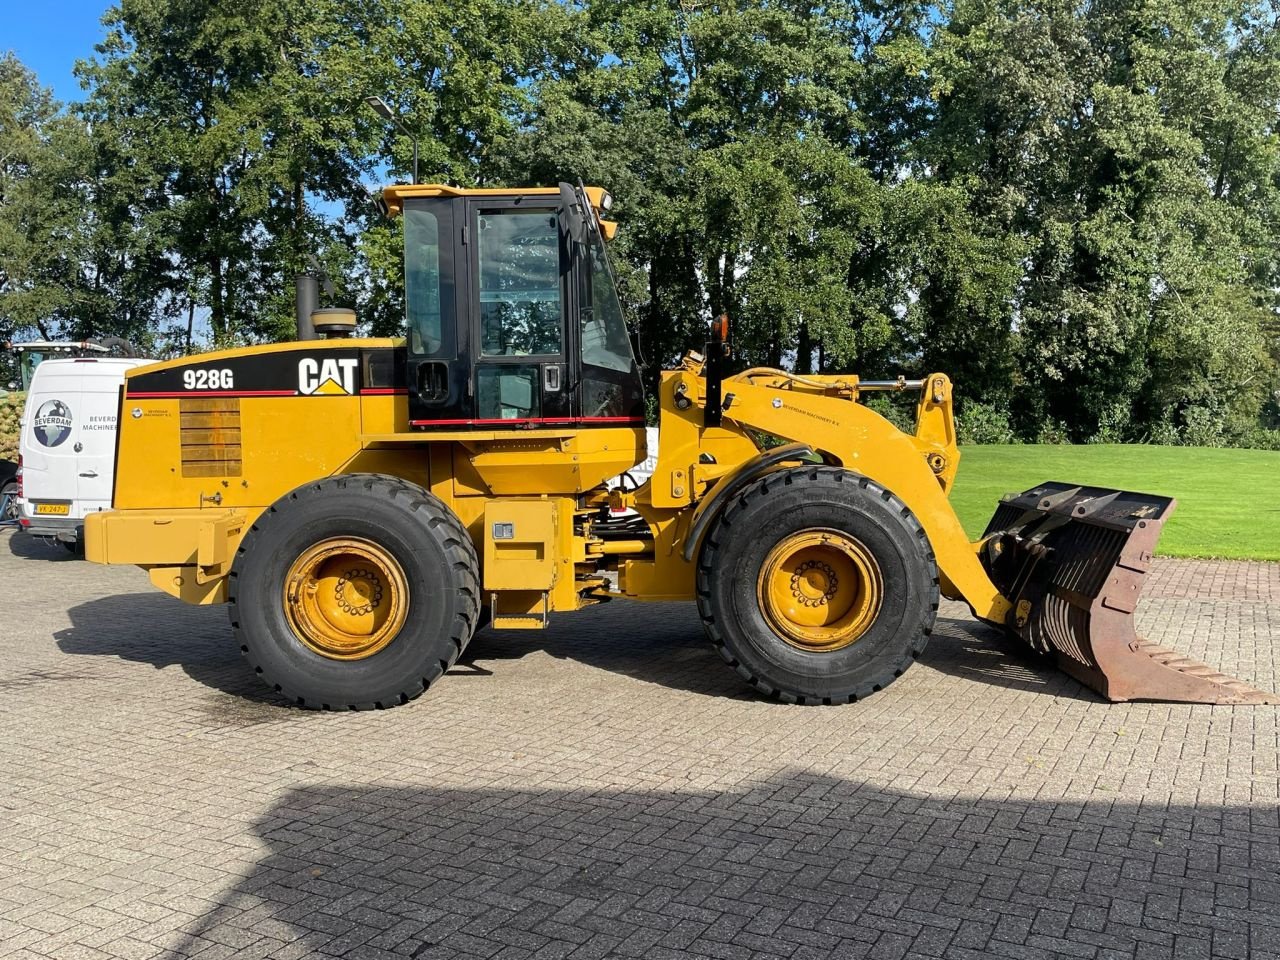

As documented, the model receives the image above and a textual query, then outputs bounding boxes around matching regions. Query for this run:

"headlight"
[600,192,614,212]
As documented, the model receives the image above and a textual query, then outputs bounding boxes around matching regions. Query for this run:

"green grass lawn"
[950,444,1280,561]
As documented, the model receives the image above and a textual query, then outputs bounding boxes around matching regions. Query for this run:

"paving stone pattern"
[1,529,1278,959]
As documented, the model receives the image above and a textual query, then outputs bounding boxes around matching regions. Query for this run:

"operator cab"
[380,182,645,430]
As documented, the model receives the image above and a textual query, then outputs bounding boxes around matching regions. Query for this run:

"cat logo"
[298,357,359,396]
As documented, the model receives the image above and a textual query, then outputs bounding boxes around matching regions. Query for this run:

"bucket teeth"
[981,481,1276,705]
[1127,640,1278,705]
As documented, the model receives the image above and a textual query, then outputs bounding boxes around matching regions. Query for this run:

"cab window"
[405,207,451,357]
[580,240,633,373]
[478,210,562,356]
[477,365,541,420]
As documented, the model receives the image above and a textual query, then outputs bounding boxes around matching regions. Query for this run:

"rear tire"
[696,466,938,704]
[1,481,17,522]
[229,474,480,709]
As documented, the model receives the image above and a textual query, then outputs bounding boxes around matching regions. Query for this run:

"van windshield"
[20,352,44,391]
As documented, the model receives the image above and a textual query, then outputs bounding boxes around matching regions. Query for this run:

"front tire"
[696,466,938,704]
[229,474,480,709]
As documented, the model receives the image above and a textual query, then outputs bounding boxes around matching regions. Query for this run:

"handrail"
[731,368,924,393]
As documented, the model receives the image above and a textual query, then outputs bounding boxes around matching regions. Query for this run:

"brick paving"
[1,527,1278,959]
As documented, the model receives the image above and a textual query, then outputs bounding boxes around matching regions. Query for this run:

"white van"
[18,357,151,549]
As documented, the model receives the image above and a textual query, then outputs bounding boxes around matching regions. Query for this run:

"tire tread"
[227,473,479,710]
[695,466,938,705]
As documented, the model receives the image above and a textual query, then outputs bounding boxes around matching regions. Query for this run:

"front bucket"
[980,482,1276,704]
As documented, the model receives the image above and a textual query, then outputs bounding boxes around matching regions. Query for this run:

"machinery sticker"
[124,346,397,398]
[82,414,119,432]
[33,399,73,448]
[297,357,358,396]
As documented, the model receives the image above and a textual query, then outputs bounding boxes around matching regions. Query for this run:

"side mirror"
[558,182,587,245]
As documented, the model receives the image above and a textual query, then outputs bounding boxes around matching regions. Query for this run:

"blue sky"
[5,1,115,103]
[6,0,374,345]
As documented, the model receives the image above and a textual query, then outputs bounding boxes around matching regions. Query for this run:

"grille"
[179,398,242,478]
[1034,593,1093,667]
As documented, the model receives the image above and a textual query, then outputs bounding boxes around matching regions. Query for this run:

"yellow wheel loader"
[86,182,1274,709]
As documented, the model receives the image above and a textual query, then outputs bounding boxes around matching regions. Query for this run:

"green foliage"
[490,0,939,390]
[0,392,24,462]
[1231,426,1280,451]
[1,0,1279,449]
[952,444,1280,561]
[75,0,379,344]
[924,0,1280,443]
[955,401,1016,445]
[862,395,915,434]
[0,55,95,342]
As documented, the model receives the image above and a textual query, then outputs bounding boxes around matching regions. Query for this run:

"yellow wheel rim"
[756,529,883,652]
[283,537,409,660]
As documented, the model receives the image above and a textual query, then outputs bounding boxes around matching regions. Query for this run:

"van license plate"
[33,503,70,516]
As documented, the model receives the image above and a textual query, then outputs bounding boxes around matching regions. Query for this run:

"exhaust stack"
[295,274,318,341]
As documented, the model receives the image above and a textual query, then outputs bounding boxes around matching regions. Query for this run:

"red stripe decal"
[409,416,645,427]
[359,388,409,395]
[127,390,297,398]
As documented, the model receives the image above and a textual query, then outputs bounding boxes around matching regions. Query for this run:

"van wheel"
[228,474,480,710]
[696,467,938,704]
[1,482,17,522]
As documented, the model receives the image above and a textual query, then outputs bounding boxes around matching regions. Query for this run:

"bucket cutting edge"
[980,482,1277,705]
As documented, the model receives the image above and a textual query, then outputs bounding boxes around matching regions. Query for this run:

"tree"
[78,0,375,344]
[493,0,946,395]
[923,0,1280,441]
[334,0,564,334]
[0,54,94,342]
[77,0,556,343]
[9,0,1280,449]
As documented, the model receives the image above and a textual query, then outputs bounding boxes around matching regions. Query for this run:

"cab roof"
[380,183,611,218]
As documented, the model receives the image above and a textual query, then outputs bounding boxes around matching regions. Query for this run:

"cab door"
[469,201,569,425]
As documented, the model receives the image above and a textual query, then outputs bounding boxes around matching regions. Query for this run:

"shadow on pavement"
[928,613,1099,700]
[55,589,1091,707]
[54,592,288,706]
[159,773,1279,960]
[464,603,1092,702]
[460,601,753,700]
[5,529,75,561]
